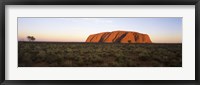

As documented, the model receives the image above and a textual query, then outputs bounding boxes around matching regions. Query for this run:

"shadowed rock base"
[86,31,152,43]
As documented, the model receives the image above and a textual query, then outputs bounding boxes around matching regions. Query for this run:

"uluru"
[86,31,152,43]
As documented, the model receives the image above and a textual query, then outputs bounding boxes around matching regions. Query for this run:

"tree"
[31,37,35,41]
[27,36,36,41]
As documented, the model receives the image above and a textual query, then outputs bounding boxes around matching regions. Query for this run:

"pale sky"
[18,17,182,43]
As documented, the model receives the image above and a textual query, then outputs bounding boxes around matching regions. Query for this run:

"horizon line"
[18,40,182,44]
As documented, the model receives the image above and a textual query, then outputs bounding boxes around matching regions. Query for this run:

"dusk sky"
[18,17,182,43]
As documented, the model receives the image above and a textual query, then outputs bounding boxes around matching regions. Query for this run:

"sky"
[18,17,182,43]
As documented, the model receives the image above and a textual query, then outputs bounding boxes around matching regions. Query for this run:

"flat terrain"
[18,42,182,67]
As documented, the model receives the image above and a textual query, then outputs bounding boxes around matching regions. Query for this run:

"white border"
[5,5,195,80]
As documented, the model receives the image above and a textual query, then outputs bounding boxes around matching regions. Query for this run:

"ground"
[18,42,182,67]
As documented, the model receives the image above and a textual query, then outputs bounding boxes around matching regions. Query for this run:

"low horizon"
[18,40,182,44]
[18,18,182,43]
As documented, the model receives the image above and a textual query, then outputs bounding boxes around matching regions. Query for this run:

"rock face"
[86,31,152,43]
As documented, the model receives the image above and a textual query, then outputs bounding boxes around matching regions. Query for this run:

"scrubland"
[18,42,182,67]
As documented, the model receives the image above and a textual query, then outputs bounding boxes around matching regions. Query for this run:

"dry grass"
[18,42,182,67]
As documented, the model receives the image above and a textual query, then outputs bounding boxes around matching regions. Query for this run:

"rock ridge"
[86,31,152,43]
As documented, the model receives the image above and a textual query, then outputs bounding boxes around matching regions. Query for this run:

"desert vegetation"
[18,42,182,67]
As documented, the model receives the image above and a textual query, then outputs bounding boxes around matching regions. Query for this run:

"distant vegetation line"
[18,41,182,44]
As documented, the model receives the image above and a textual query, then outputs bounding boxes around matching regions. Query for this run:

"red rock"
[86,31,152,43]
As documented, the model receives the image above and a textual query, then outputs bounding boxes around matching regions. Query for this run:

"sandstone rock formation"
[86,31,152,43]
